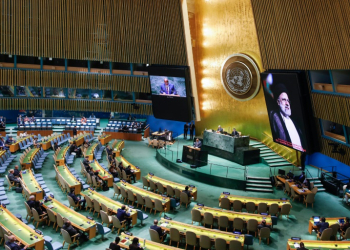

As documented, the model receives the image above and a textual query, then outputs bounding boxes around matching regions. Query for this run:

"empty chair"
[149,180,157,192]
[215,238,226,250]
[341,227,350,240]
[96,222,111,240]
[233,200,242,212]
[120,187,128,202]
[127,190,135,206]
[269,203,279,216]
[56,213,64,232]
[246,202,256,213]
[218,216,229,231]
[154,199,166,216]
[85,195,94,213]
[317,228,333,241]
[113,183,121,200]
[329,223,340,240]
[199,235,211,250]
[61,229,79,250]
[274,175,283,188]
[229,240,242,250]
[47,208,57,229]
[247,219,258,237]
[93,199,101,217]
[144,196,154,213]
[100,210,113,228]
[203,212,214,229]
[259,227,271,244]
[166,185,175,197]
[290,188,300,201]
[303,193,315,208]
[142,176,150,190]
[156,182,165,194]
[220,197,231,210]
[285,182,291,196]
[44,241,63,250]
[185,231,197,250]
[280,204,292,218]
[257,203,268,214]
[312,186,318,194]
[136,193,145,210]
[174,189,181,199]
[233,217,244,232]
[191,209,202,225]
[169,228,181,247]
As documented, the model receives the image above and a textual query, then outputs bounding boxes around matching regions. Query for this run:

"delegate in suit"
[159,78,177,95]
[193,138,202,148]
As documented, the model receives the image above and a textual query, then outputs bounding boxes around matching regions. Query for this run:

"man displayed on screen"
[270,84,304,151]
[160,78,177,95]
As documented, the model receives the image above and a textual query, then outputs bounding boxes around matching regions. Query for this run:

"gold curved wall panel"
[193,0,272,141]
[0,98,153,115]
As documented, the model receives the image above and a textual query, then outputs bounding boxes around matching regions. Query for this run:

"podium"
[182,145,208,167]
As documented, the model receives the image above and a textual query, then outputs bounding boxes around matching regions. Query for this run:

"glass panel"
[16,86,27,97]
[322,119,346,142]
[331,70,350,94]
[309,70,333,92]
[0,86,15,97]
[27,87,42,97]
[68,89,90,99]
[44,88,66,98]
[113,91,133,101]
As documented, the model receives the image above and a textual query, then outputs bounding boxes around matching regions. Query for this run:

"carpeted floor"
[3,137,350,250]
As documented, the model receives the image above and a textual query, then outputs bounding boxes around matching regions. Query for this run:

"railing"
[261,132,298,165]
[157,147,247,180]
[317,166,336,178]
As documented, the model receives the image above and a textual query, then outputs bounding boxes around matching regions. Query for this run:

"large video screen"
[148,66,192,122]
[262,72,308,152]
[150,76,187,97]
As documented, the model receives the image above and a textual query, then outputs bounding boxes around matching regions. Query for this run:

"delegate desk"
[41,134,61,150]
[69,133,88,147]
[109,140,124,156]
[277,176,313,196]
[0,205,44,250]
[144,173,197,200]
[182,145,208,167]
[152,131,166,139]
[41,197,96,239]
[287,239,350,250]
[202,130,259,165]
[116,156,141,180]
[118,233,182,250]
[90,160,113,187]
[21,148,39,169]
[80,189,137,225]
[85,142,98,161]
[159,218,244,247]
[99,134,112,145]
[9,135,34,153]
[21,169,44,201]
[17,130,53,136]
[55,165,81,195]
[308,217,346,234]
[56,145,69,166]
[219,193,292,209]
[193,205,272,225]
[116,181,170,211]
[106,131,142,141]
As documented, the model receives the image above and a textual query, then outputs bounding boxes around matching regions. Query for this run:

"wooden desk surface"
[0,205,44,250]
[144,174,197,200]
[308,217,346,234]
[116,155,141,180]
[277,176,313,195]
[22,148,39,164]
[99,134,112,145]
[41,197,96,239]
[56,145,69,165]
[80,189,137,225]
[21,169,43,200]
[159,218,244,246]
[116,181,170,211]
[219,193,292,208]
[90,160,113,187]
[118,233,182,250]
[85,142,98,160]
[193,205,272,225]
[286,239,350,250]
[9,135,34,153]
[55,165,81,194]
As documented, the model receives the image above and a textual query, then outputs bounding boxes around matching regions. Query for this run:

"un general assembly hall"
[1,0,350,250]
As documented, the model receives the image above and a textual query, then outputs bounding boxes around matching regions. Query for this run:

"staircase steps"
[246,176,273,193]
[307,177,326,192]
[269,162,293,167]
[266,158,289,164]
[260,152,278,157]
[263,155,281,160]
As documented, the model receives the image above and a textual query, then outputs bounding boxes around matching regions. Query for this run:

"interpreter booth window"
[0,86,14,97]
[68,89,89,99]
[16,86,42,97]
[113,91,133,101]
[91,90,112,100]
[321,119,346,143]
[44,87,66,98]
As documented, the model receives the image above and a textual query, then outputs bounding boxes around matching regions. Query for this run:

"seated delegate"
[316,217,329,236]
[150,219,166,241]
[193,138,202,148]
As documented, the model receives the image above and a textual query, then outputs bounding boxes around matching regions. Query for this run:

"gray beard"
[280,106,291,117]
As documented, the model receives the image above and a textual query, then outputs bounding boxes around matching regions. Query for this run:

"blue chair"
[96,222,111,240]
[271,216,278,228]
[45,240,63,250]
[244,234,254,249]
[136,209,148,226]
